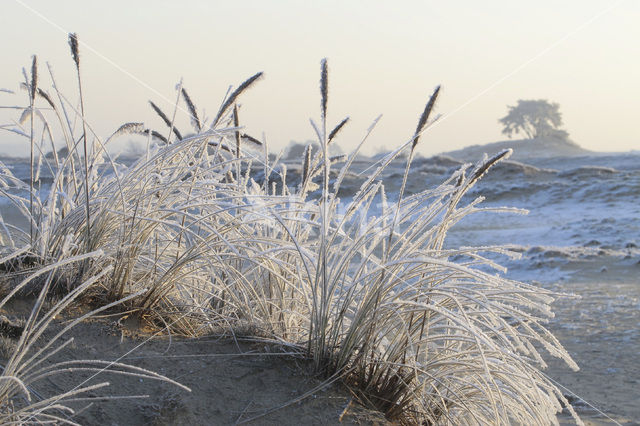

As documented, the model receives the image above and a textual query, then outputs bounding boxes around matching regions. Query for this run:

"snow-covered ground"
[447,153,640,284]
[440,144,640,425]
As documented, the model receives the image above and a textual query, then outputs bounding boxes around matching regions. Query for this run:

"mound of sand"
[0,298,382,425]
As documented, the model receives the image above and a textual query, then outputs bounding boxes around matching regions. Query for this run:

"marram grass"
[0,37,581,424]
[0,249,190,423]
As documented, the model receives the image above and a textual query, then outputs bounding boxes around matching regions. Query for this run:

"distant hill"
[439,137,591,162]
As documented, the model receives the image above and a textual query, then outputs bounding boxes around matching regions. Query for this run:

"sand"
[1,253,636,425]
[0,208,385,425]
[1,297,384,425]
[543,259,640,426]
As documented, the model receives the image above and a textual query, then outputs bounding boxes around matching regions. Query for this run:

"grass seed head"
[412,85,441,149]
[68,33,80,68]
[320,58,328,121]
[233,104,241,158]
[114,122,145,137]
[213,71,263,127]
[181,87,201,132]
[29,55,37,103]
[240,133,262,146]
[471,148,512,182]
[328,116,349,144]
[302,144,312,183]
[36,88,55,109]
[141,128,168,144]
[149,100,183,140]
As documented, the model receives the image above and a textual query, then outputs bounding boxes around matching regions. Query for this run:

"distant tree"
[499,99,566,140]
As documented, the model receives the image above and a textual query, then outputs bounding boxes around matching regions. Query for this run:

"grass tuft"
[0,39,581,424]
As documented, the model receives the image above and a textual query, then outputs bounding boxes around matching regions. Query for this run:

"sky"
[0,0,638,157]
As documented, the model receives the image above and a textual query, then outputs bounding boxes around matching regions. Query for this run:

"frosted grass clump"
[212,60,581,424]
[0,37,581,424]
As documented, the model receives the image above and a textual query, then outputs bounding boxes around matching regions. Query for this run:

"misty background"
[1,0,638,157]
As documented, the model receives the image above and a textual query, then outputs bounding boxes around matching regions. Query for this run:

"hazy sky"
[1,0,638,157]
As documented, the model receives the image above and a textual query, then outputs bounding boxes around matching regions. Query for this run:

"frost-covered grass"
[0,249,189,423]
[0,36,581,424]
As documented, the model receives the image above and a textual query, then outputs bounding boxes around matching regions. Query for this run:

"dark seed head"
[115,122,145,137]
[141,129,168,144]
[213,72,263,128]
[471,149,512,183]
[328,117,349,144]
[30,55,38,103]
[68,33,80,68]
[181,87,201,132]
[302,144,312,183]
[149,100,183,140]
[233,105,241,158]
[37,89,55,109]
[240,133,262,146]
[412,85,441,149]
[320,58,328,121]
